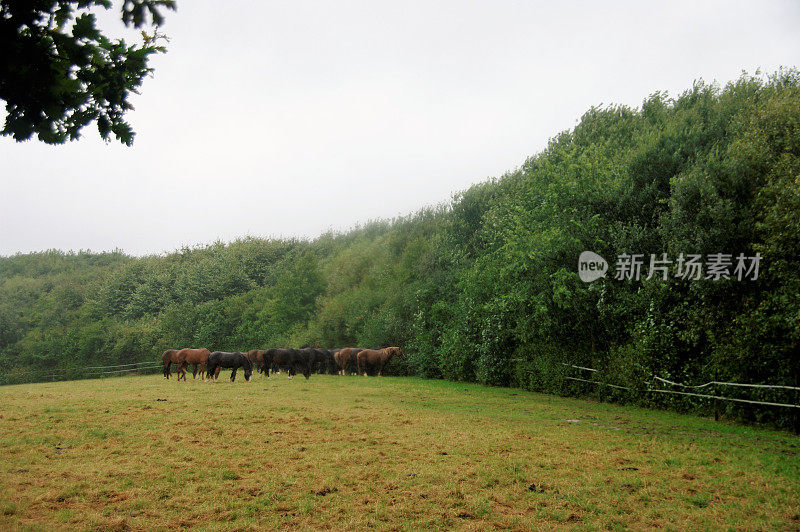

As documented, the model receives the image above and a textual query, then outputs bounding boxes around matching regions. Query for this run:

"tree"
[0,0,175,145]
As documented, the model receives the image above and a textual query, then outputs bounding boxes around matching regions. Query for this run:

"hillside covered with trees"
[2,72,799,427]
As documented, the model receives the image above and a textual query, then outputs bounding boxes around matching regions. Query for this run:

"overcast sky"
[1,1,798,256]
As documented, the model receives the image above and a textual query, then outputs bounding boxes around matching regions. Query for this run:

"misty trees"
[1,71,798,427]
[0,0,175,145]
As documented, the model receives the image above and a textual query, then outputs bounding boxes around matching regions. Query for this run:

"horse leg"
[231,367,237,382]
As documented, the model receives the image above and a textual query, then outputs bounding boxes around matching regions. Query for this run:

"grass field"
[0,374,798,530]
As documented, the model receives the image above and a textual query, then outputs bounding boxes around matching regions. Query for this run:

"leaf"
[72,13,100,41]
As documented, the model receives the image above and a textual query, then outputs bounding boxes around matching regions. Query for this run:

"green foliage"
[0,0,175,145]
[2,70,799,427]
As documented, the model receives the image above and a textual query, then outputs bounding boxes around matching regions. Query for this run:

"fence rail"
[557,363,800,411]
[0,360,165,386]
[651,375,800,392]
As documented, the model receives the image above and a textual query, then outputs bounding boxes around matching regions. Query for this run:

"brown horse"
[357,347,404,376]
[176,348,211,381]
[334,348,362,376]
[162,349,182,379]
[245,350,267,375]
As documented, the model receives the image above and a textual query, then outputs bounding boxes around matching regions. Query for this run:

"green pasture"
[0,374,798,530]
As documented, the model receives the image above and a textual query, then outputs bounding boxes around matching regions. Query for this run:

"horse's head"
[242,355,253,382]
[387,347,404,359]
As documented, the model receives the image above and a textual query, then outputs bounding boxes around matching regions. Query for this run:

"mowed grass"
[0,374,799,530]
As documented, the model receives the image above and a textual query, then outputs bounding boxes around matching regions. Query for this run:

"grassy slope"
[0,375,798,530]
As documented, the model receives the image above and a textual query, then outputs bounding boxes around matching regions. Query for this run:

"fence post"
[795,370,800,435]
[713,381,719,422]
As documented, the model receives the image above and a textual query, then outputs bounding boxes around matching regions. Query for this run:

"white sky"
[1,1,799,256]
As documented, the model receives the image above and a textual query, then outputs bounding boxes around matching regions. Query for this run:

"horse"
[263,348,313,379]
[357,347,404,376]
[206,351,252,382]
[245,350,267,375]
[300,347,322,374]
[320,348,340,374]
[176,348,211,381]
[161,349,181,379]
[334,348,362,376]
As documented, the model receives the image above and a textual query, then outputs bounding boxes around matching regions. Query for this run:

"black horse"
[317,348,340,374]
[206,351,252,382]
[263,348,313,379]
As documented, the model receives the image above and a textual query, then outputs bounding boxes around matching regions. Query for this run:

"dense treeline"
[2,72,799,427]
